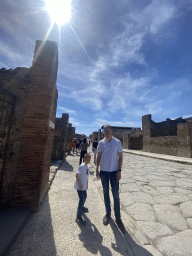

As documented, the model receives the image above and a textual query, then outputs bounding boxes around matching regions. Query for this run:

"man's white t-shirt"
[97,137,123,172]
[74,163,90,190]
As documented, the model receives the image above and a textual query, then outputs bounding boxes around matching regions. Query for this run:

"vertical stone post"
[142,114,152,152]
[13,40,58,207]
[123,133,128,149]
[177,123,192,158]
[98,129,101,141]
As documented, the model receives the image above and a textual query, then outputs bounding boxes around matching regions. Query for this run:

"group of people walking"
[72,137,90,165]
[74,125,126,234]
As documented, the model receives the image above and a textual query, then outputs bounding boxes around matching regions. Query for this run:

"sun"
[45,0,72,26]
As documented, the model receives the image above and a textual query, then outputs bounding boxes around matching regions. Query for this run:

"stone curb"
[123,149,192,165]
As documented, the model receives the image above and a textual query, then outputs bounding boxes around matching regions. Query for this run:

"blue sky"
[1,0,192,136]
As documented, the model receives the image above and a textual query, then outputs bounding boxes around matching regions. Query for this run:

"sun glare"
[45,0,72,26]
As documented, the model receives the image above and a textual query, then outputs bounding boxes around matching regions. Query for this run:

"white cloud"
[57,106,76,115]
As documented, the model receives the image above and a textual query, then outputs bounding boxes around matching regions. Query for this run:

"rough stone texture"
[120,193,135,207]
[180,201,192,218]
[132,192,155,204]
[143,245,163,256]
[121,183,140,192]
[156,230,192,256]
[153,204,188,231]
[176,178,192,189]
[126,203,156,221]
[137,221,173,240]
[187,218,192,229]
[156,187,174,194]
[154,194,189,205]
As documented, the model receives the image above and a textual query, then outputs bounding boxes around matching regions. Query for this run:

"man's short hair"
[103,124,111,130]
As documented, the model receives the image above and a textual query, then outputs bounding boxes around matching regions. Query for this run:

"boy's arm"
[76,173,83,190]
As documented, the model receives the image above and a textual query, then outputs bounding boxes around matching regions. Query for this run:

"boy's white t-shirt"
[74,163,90,190]
[97,137,123,172]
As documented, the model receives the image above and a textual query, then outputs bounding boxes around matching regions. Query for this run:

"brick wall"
[12,40,58,207]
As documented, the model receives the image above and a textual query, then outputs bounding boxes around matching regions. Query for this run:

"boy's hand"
[79,184,83,190]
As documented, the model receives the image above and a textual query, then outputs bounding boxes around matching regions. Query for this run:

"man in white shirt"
[96,125,126,233]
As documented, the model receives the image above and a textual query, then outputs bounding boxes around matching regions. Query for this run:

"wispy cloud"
[57,106,76,115]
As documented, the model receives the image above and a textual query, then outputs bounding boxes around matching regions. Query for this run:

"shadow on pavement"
[109,219,153,256]
[5,193,57,256]
[59,161,74,172]
[77,214,112,256]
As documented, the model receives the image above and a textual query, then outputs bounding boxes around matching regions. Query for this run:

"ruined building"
[142,114,192,158]
[0,40,58,209]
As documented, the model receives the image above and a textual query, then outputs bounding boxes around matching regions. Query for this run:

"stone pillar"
[52,113,69,160]
[142,114,151,152]
[13,40,58,208]
[177,123,192,158]
[98,129,101,141]
[123,133,128,149]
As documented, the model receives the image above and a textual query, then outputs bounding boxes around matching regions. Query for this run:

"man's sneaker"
[116,219,126,233]
[76,217,86,226]
[103,213,111,226]
[82,207,89,213]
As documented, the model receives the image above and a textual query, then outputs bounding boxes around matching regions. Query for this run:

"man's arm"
[118,152,123,169]
[96,152,102,179]
[116,152,123,181]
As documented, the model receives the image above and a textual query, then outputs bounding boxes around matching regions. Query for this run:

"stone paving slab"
[6,152,153,256]
[120,150,192,255]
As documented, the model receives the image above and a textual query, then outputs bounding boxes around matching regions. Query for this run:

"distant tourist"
[72,138,76,154]
[76,138,80,154]
[92,138,98,164]
[96,125,126,233]
[74,153,91,226]
[79,138,89,165]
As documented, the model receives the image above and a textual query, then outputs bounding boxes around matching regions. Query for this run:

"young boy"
[74,153,91,226]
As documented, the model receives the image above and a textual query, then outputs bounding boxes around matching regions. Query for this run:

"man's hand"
[116,171,121,181]
[79,184,83,190]
[96,168,100,179]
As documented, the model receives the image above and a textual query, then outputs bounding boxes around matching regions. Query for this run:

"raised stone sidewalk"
[90,149,192,256]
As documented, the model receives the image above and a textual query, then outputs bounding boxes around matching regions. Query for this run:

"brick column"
[13,40,58,207]
[142,114,151,152]
[177,123,192,158]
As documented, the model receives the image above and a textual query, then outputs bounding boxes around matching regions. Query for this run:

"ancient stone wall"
[150,136,179,156]
[123,129,143,150]
[142,114,192,158]
[51,113,69,160]
[65,123,75,153]
[0,68,34,204]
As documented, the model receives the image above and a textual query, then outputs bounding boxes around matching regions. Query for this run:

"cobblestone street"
[91,152,192,256]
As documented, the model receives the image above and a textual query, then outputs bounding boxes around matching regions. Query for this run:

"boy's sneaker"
[82,207,89,213]
[116,219,126,233]
[103,213,111,226]
[76,217,86,226]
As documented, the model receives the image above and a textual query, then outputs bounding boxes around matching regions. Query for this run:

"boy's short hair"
[83,153,91,159]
